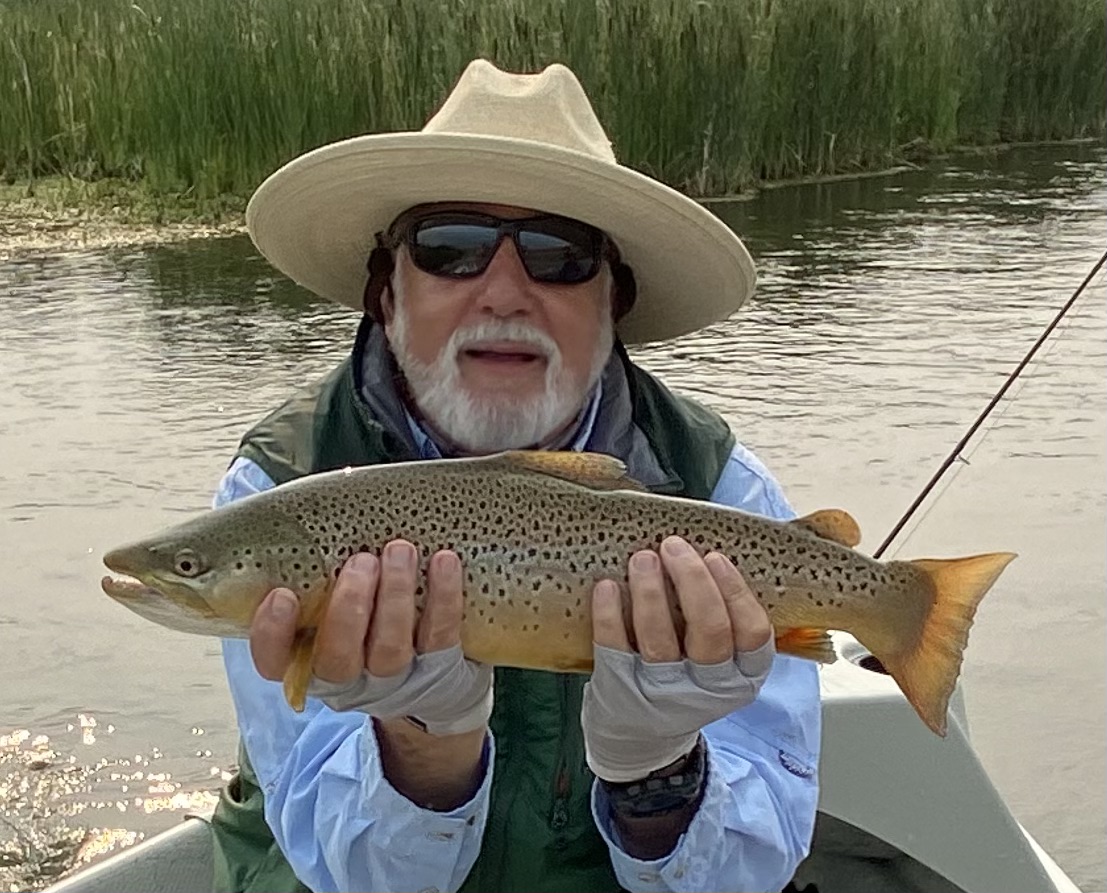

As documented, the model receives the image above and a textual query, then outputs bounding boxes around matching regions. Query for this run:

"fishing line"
[879,294,1092,556]
[873,248,1107,560]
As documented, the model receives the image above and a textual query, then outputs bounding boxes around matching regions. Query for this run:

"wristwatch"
[600,736,706,818]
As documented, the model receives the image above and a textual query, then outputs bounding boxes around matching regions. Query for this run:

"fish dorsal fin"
[791,509,862,547]
[488,450,648,492]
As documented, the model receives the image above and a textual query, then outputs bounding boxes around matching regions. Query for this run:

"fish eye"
[174,549,206,578]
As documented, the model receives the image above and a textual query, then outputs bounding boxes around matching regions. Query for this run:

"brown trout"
[100,451,1015,735]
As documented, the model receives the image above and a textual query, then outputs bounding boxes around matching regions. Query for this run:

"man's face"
[383,203,615,454]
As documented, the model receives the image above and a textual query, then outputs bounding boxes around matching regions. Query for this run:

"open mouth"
[99,572,243,637]
[101,574,161,601]
[462,342,547,365]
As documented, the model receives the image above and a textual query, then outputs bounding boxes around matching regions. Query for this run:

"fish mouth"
[101,548,187,602]
[101,573,162,602]
[99,572,248,639]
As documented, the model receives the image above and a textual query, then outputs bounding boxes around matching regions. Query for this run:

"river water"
[1,144,1104,891]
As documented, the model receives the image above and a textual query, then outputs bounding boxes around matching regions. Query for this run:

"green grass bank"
[2,0,1104,206]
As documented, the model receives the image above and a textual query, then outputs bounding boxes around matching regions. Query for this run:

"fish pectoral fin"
[790,509,862,547]
[488,450,648,492]
[775,627,837,663]
[282,629,316,713]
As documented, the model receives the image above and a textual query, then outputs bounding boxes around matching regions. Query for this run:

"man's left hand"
[582,535,775,784]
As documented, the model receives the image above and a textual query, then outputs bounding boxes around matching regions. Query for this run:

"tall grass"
[1,0,1103,199]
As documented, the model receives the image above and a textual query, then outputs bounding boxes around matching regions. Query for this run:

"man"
[210,59,821,893]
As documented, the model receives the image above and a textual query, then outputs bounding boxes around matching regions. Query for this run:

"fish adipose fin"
[873,551,1017,737]
[283,629,316,712]
[790,510,862,547]
[489,450,648,492]
[775,627,837,662]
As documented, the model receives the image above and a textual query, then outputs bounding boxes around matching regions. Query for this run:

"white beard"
[387,302,613,454]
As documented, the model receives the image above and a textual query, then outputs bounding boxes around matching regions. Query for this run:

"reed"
[1,0,1103,200]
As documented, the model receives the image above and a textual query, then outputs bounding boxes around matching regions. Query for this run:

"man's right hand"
[249,541,491,809]
[250,541,454,684]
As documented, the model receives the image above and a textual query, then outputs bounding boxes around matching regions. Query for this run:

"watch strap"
[600,736,706,818]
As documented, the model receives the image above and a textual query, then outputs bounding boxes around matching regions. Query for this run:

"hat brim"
[246,133,755,344]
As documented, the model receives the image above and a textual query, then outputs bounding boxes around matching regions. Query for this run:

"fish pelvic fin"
[282,629,316,713]
[775,627,838,663]
[875,552,1017,737]
[790,509,862,547]
[489,451,648,492]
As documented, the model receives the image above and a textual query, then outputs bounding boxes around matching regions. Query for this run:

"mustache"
[448,320,559,361]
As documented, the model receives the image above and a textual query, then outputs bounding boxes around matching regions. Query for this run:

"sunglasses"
[383,209,618,285]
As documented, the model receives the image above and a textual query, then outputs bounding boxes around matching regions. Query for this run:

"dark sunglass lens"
[517,223,601,283]
[412,222,500,277]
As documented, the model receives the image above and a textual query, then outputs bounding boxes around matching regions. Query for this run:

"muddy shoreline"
[0,179,246,260]
[2,139,1099,260]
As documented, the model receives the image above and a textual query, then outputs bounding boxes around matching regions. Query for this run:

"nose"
[474,237,538,317]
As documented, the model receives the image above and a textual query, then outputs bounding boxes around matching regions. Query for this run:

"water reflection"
[0,724,228,890]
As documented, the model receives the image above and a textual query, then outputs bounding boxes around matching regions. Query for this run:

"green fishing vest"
[210,338,735,893]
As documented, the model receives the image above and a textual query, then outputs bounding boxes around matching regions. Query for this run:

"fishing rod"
[873,248,1107,560]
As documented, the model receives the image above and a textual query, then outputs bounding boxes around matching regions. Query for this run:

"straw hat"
[246,59,756,344]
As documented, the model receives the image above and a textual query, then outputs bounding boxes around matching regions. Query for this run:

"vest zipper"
[549,675,572,834]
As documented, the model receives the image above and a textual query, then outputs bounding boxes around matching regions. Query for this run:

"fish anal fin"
[490,450,647,492]
[282,629,316,713]
[775,627,837,663]
[791,509,862,547]
[866,551,1017,737]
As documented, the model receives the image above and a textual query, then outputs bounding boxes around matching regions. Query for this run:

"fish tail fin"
[868,552,1016,737]
[282,629,316,712]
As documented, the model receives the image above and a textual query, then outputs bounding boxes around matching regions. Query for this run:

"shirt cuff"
[357,721,495,865]
[591,738,730,893]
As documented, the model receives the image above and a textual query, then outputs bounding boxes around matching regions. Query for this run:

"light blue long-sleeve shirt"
[215,439,822,893]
